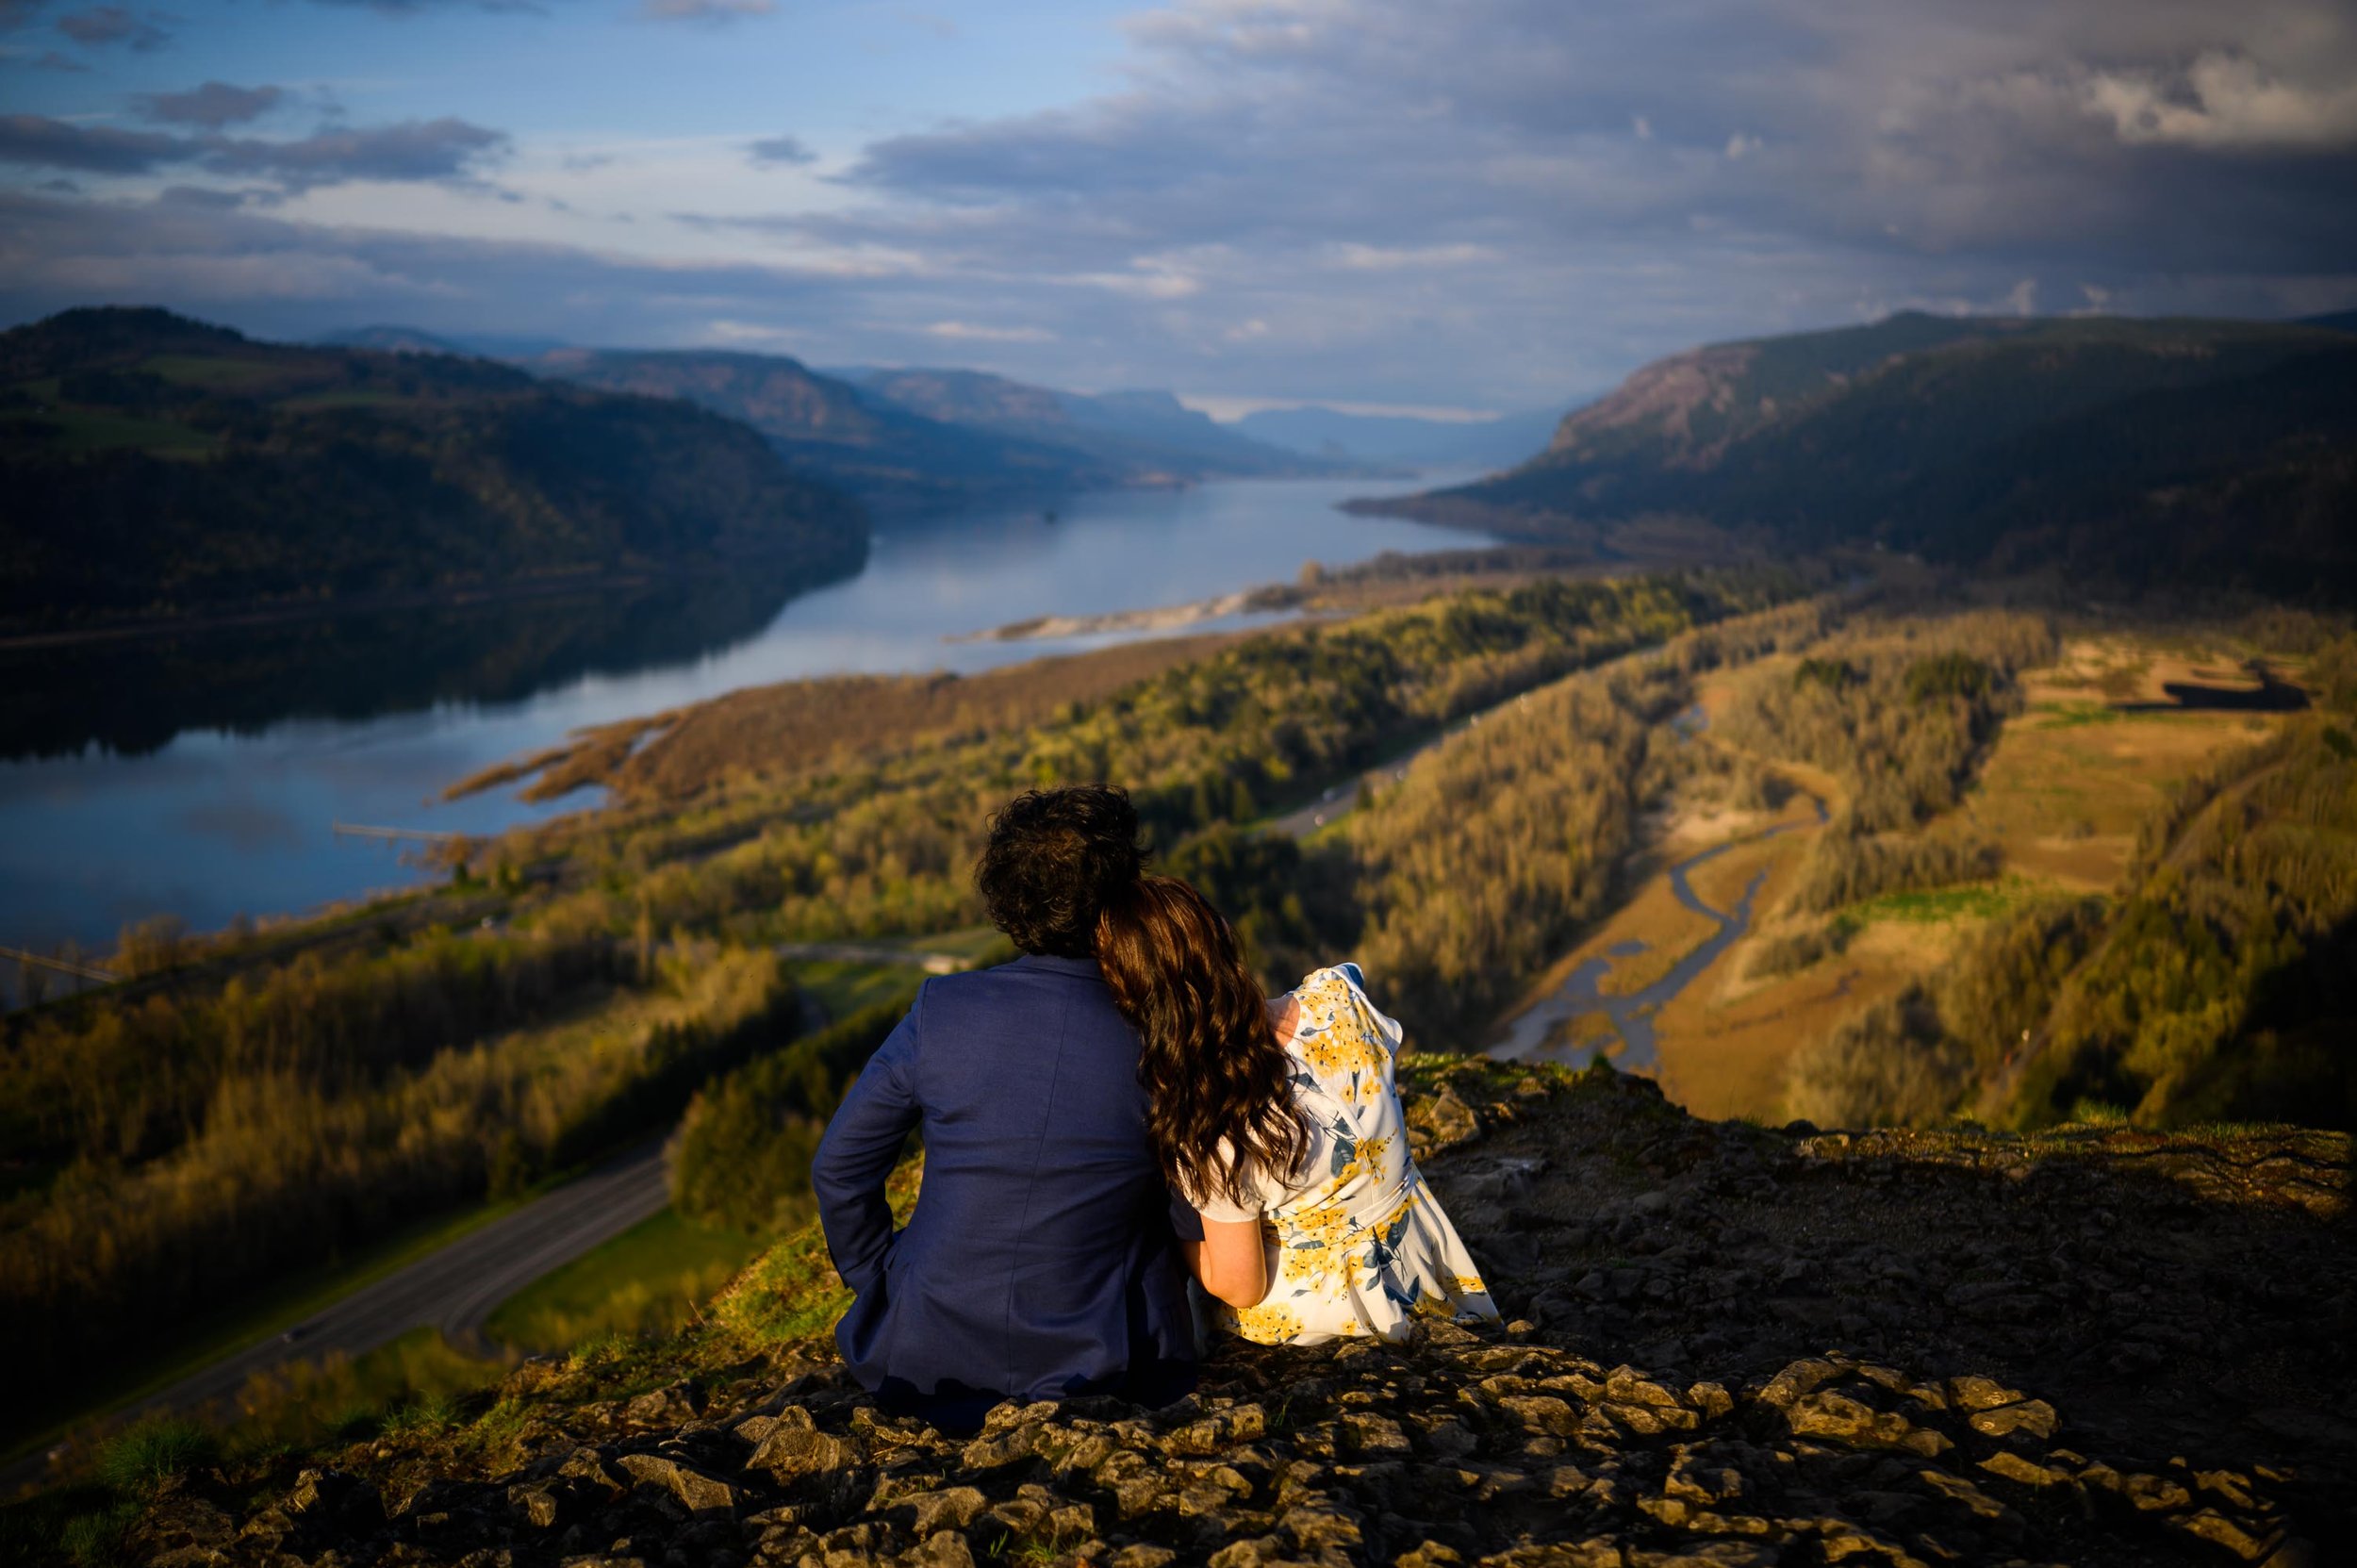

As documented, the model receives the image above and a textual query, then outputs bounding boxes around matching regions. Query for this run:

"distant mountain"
[527,349,1134,511]
[315,325,574,359]
[1354,312,2357,597]
[1233,404,1568,470]
[2301,309,2357,335]
[0,307,866,633]
[314,324,471,355]
[832,366,1363,484]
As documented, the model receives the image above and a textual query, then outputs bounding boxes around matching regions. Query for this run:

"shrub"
[1783,988,1966,1128]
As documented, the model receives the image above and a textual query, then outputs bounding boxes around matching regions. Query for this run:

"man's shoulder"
[915,954,1124,1030]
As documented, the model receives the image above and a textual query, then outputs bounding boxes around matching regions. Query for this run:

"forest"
[0,935,797,1422]
[0,308,867,632]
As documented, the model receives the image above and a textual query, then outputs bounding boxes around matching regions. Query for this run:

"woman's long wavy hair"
[1095,875,1310,1208]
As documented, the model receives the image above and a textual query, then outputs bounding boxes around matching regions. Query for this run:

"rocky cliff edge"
[126,1060,2351,1568]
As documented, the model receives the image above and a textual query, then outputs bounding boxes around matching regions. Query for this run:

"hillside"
[832,367,1360,484]
[0,308,868,634]
[1235,404,1566,470]
[62,1061,2353,1566]
[1354,313,2357,597]
[525,349,1132,511]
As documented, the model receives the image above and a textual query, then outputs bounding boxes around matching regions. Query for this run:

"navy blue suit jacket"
[811,952,1201,1428]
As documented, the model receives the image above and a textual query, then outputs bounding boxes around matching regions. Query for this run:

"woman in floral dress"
[1094,876,1497,1345]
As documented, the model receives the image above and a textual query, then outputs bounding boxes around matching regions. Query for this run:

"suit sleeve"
[812,986,925,1296]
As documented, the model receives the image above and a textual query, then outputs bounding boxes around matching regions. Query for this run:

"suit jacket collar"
[1009,952,1102,978]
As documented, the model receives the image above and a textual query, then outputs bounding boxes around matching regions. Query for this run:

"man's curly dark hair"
[976,785,1146,957]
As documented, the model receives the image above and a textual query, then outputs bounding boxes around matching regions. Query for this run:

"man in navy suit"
[812,785,1200,1428]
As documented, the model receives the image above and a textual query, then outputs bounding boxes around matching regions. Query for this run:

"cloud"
[55,4,167,49]
[1,0,52,28]
[136,82,288,129]
[0,112,510,191]
[206,118,510,189]
[923,320,1054,341]
[639,0,774,21]
[2079,51,2357,151]
[0,113,186,172]
[746,134,816,168]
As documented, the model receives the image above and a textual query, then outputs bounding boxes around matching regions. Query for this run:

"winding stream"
[1496,788,1829,1072]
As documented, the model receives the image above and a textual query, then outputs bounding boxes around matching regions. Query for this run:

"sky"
[3,0,2355,415]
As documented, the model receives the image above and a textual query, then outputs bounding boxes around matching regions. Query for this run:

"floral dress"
[1195,964,1499,1345]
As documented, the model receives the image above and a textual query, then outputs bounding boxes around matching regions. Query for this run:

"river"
[1494,784,1829,1072]
[0,473,1488,971]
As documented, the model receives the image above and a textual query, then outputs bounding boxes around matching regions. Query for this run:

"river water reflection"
[0,474,1486,957]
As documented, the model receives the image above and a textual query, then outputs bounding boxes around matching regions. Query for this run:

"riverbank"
[0,549,868,656]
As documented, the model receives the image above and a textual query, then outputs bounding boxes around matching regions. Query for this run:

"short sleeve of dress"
[1336,963,1406,1057]
[1183,1136,1271,1225]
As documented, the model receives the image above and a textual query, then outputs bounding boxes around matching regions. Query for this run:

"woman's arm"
[1184,1214,1269,1310]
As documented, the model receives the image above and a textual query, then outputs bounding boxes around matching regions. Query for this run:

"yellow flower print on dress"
[1234,1300,1303,1344]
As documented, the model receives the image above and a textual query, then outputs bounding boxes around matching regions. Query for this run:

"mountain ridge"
[829,365,1365,485]
[0,308,868,634]
[1234,404,1567,470]
[1352,312,2357,597]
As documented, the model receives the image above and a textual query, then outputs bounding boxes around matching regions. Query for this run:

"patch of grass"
[2067,1099,2133,1126]
[1848,883,2018,925]
[223,1329,507,1455]
[484,1206,760,1354]
[0,1484,125,1568]
[2031,701,2126,731]
[789,959,931,1020]
[275,389,420,413]
[41,407,216,456]
[92,1418,217,1495]
[140,354,286,389]
[56,1498,139,1567]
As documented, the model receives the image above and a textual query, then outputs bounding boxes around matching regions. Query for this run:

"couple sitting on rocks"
[812,784,1497,1429]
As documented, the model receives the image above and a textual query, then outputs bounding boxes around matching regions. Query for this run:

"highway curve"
[5,1141,668,1495]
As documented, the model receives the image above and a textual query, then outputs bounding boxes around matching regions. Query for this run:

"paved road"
[4,1141,669,1496]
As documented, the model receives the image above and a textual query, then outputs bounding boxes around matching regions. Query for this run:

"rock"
[902,1486,988,1534]
[283,1467,381,1535]
[1978,1451,2072,1489]
[1754,1359,1840,1411]
[2175,1509,2276,1561]
[1968,1398,2058,1442]
[747,1423,864,1484]
[507,1481,563,1528]
[622,1380,704,1428]
[1110,1548,1178,1568]
[915,1529,978,1568]
[1947,1375,2025,1412]
[1783,1392,1949,1458]
[616,1451,736,1514]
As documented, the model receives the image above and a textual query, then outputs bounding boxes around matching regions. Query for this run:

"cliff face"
[1350,315,2357,599]
[125,1061,2349,1567]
